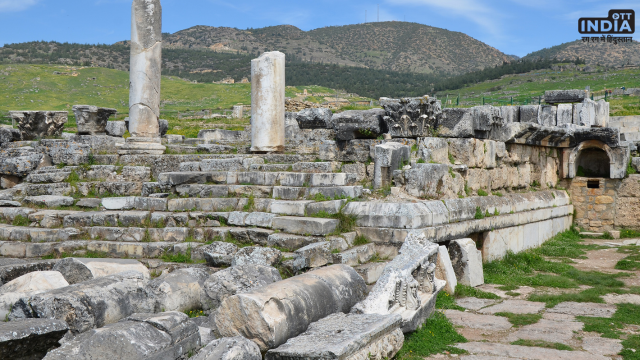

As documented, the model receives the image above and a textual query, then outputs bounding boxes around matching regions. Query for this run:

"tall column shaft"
[250,51,285,153]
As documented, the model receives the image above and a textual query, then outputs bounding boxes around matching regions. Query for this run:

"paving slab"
[456,297,499,311]
[478,299,546,315]
[506,319,583,344]
[548,302,616,318]
[457,342,609,360]
[581,336,623,356]
[603,293,640,305]
[444,310,512,331]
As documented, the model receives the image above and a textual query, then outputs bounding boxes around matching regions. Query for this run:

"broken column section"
[119,0,165,155]
[251,51,285,153]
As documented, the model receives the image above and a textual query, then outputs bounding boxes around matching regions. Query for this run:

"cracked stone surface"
[547,302,616,318]
[478,300,546,315]
[455,297,499,311]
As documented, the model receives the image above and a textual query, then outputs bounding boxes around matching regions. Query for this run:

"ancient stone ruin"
[1,13,638,355]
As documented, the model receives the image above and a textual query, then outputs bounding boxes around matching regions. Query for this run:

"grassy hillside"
[524,40,640,68]
[435,64,640,115]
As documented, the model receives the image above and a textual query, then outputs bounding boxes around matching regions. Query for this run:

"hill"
[162,22,511,75]
[523,39,640,68]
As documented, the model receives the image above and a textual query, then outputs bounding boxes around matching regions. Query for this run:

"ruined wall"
[566,174,640,232]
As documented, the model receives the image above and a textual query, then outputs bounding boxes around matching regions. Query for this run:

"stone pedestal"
[250,51,285,153]
[118,137,165,155]
[72,105,117,135]
[232,105,244,119]
[119,0,165,155]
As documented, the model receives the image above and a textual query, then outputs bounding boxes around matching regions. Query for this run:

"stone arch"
[566,140,619,178]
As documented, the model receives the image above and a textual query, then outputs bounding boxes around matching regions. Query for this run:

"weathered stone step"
[272,216,339,236]
[23,181,145,197]
[158,171,357,187]
[26,165,151,184]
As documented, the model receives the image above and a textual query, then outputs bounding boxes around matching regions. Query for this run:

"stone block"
[9,111,67,140]
[438,108,474,138]
[105,121,126,137]
[272,217,339,235]
[544,89,587,104]
[538,105,557,127]
[194,336,262,360]
[38,139,90,165]
[295,242,332,268]
[308,186,362,199]
[0,271,69,320]
[449,238,484,287]
[354,262,388,284]
[271,200,314,216]
[343,201,434,229]
[579,98,596,127]
[10,271,148,333]
[232,246,282,267]
[198,129,245,143]
[52,257,150,284]
[374,142,410,189]
[215,264,366,351]
[142,267,209,313]
[351,231,444,332]
[42,312,200,360]
[265,313,403,360]
[435,245,457,295]
[296,108,333,129]
[305,199,347,216]
[332,109,386,141]
[23,195,74,208]
[72,105,117,135]
[341,163,367,182]
[519,105,539,123]
[419,137,449,164]
[204,264,281,310]
[332,244,376,266]
[556,104,573,126]
[267,233,321,251]
[594,99,609,127]
[0,319,69,360]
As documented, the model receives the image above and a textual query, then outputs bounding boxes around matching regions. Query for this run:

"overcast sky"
[0,0,637,57]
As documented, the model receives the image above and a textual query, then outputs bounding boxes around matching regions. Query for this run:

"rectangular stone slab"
[266,313,403,360]
[0,318,69,360]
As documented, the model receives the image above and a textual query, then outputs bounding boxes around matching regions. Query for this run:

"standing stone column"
[118,0,166,155]
[251,52,285,153]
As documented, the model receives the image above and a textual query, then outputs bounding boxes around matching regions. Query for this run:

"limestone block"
[438,108,474,138]
[23,195,74,208]
[296,108,333,129]
[473,105,502,134]
[341,163,367,182]
[204,264,281,310]
[141,267,210,313]
[556,104,573,126]
[265,313,403,360]
[267,233,321,251]
[519,105,539,123]
[9,271,148,333]
[9,111,67,140]
[0,148,45,177]
[447,138,477,167]
[121,166,151,182]
[200,158,244,172]
[572,102,582,125]
[351,231,445,332]
[342,201,435,229]
[332,109,386,141]
[38,139,91,165]
[0,271,69,320]
[435,245,457,295]
[419,137,449,164]
[197,129,246,143]
[251,52,286,152]
[544,89,587,104]
[0,319,69,360]
[449,238,484,287]
[332,244,375,266]
[538,105,557,127]
[52,257,150,284]
[354,262,387,285]
[105,121,126,137]
[580,99,596,127]
[500,106,519,124]
[72,105,117,135]
[594,99,609,127]
[0,259,58,285]
[215,264,366,351]
[194,336,262,360]
[306,199,346,216]
[403,163,451,198]
[42,312,200,360]
[272,216,338,235]
[271,200,314,216]
[232,246,282,267]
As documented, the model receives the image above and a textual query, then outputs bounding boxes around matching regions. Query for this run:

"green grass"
[11,215,29,227]
[510,339,573,351]
[161,248,193,263]
[615,246,640,270]
[352,234,371,246]
[484,230,631,306]
[577,304,640,339]
[41,250,110,259]
[477,189,488,196]
[621,229,640,239]
[495,312,542,327]
[184,309,206,318]
[396,292,468,359]
[621,335,640,359]
[455,284,501,300]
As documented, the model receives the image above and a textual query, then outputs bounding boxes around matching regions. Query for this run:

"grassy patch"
[616,245,640,270]
[621,229,640,239]
[578,303,640,339]
[352,234,371,246]
[12,215,29,227]
[495,312,542,327]
[455,284,501,300]
[41,250,110,259]
[161,248,193,263]
[396,304,467,359]
[620,335,640,359]
[510,339,572,351]
[184,309,206,318]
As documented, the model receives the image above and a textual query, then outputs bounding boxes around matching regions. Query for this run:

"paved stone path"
[424,243,639,360]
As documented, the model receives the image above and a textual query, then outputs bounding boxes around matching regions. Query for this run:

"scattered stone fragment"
[479,299,545,315]
[193,336,262,360]
[435,245,457,295]
[9,271,148,333]
[141,267,210,313]
[548,302,616,318]
[0,200,20,207]
[203,264,281,310]
[444,310,512,331]
[0,271,69,320]
[0,318,69,360]
[265,313,404,360]
[52,257,150,284]
[351,231,445,333]
[232,246,282,267]
[105,121,126,137]
[42,312,200,360]
[215,264,366,351]
[0,259,58,285]
[449,238,484,287]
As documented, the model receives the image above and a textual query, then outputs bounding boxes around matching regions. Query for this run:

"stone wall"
[566,174,640,232]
